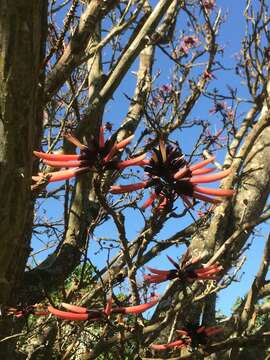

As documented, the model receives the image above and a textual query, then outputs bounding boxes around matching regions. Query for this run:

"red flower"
[183,36,199,47]
[5,305,49,318]
[144,251,222,284]
[110,141,234,208]
[47,295,159,321]
[151,324,222,351]
[151,338,190,350]
[202,0,215,11]
[204,70,214,80]
[33,127,145,183]
[177,324,222,347]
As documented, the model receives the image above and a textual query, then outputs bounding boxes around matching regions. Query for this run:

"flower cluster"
[47,295,158,321]
[111,140,234,209]
[32,127,146,183]
[29,127,230,352]
[202,0,215,11]
[5,304,49,318]
[144,251,222,285]
[151,324,222,350]
[209,101,234,120]
[5,296,159,322]
[150,84,175,107]
[172,35,199,59]
[202,127,227,149]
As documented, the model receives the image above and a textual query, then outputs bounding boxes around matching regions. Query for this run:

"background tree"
[0,0,270,359]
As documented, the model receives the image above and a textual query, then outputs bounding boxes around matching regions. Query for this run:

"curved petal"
[116,135,135,150]
[48,306,90,321]
[146,267,171,275]
[151,340,186,350]
[34,151,80,161]
[191,167,216,176]
[43,159,86,168]
[110,181,149,194]
[45,167,89,182]
[142,192,158,209]
[113,297,158,314]
[116,154,146,169]
[190,156,215,171]
[194,186,235,197]
[104,135,134,162]
[64,133,88,150]
[173,166,190,180]
[143,274,167,283]
[176,329,189,336]
[190,168,231,184]
[61,303,88,314]
[205,326,223,336]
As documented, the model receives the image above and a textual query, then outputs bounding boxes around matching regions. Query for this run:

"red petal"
[138,159,150,166]
[34,311,50,316]
[116,154,146,169]
[205,327,223,336]
[34,151,80,161]
[110,181,149,194]
[48,306,90,321]
[43,159,86,168]
[114,298,158,314]
[146,267,171,275]
[64,134,88,150]
[194,186,235,197]
[116,135,135,150]
[190,156,215,171]
[158,196,169,210]
[143,274,167,283]
[196,326,206,334]
[174,166,190,180]
[61,303,88,314]
[184,255,202,268]
[195,267,222,276]
[151,340,186,350]
[195,265,222,274]
[176,329,189,336]
[46,167,89,182]
[15,312,25,318]
[32,175,43,182]
[142,192,158,209]
[104,135,134,162]
[191,167,216,176]
[190,168,231,184]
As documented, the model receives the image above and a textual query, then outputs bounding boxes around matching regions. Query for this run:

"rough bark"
[0,0,47,356]
[0,0,47,307]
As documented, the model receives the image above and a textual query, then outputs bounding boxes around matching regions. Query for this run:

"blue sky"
[32,1,269,316]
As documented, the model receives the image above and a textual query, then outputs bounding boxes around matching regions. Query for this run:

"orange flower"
[151,324,222,351]
[111,141,234,209]
[47,295,159,321]
[33,127,145,183]
[144,251,222,284]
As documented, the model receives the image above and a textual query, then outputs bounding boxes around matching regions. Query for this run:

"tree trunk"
[0,0,47,356]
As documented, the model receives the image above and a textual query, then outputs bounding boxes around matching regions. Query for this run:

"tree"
[0,0,270,359]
